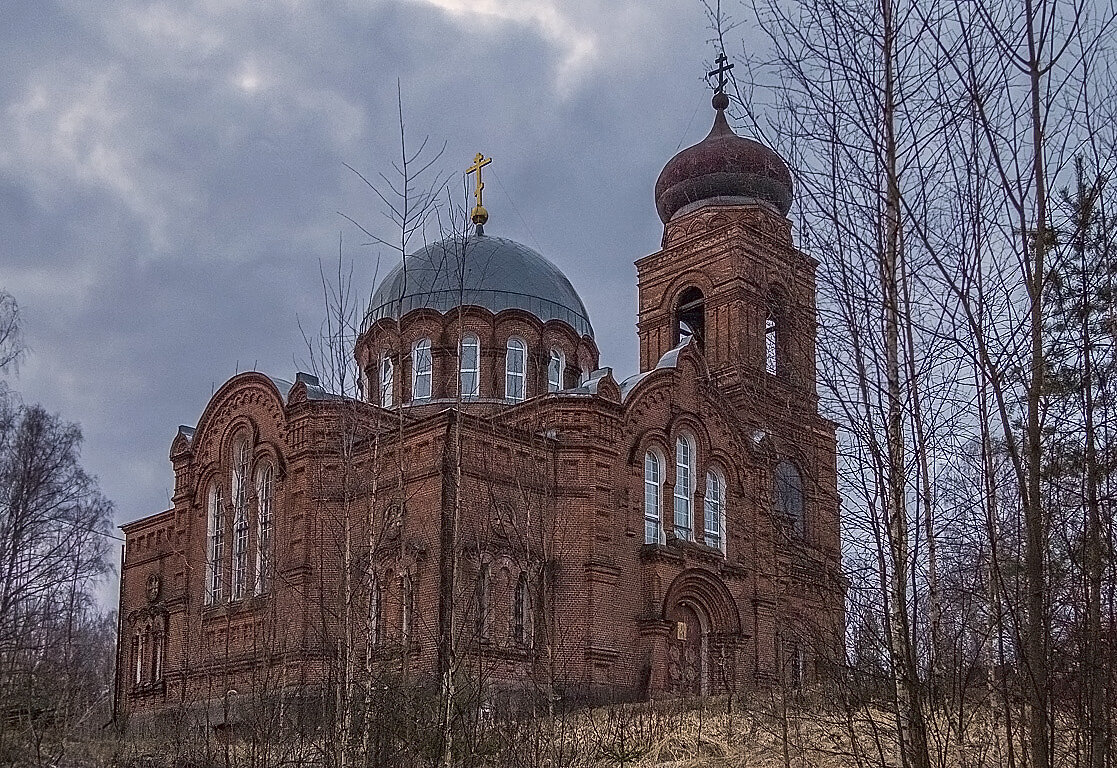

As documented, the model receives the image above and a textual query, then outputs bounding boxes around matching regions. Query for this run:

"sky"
[0,1,766,601]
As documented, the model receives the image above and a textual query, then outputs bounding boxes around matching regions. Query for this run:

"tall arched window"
[644,451,663,544]
[460,334,480,399]
[774,460,805,535]
[205,482,224,604]
[401,574,414,643]
[152,622,166,683]
[513,574,532,647]
[255,461,274,595]
[704,469,726,552]
[548,348,565,392]
[369,574,381,647]
[476,563,492,640]
[380,355,394,408]
[412,338,432,401]
[674,436,695,540]
[505,337,526,402]
[231,436,250,600]
[765,312,778,375]
[134,631,146,685]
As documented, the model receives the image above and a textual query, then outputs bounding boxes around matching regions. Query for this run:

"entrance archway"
[661,569,743,696]
[667,601,708,695]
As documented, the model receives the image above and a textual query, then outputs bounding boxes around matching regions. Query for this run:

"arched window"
[152,625,166,683]
[644,451,663,544]
[513,574,532,647]
[674,436,695,540]
[401,574,413,643]
[460,334,480,399]
[704,469,726,552]
[765,311,778,375]
[505,337,527,402]
[255,461,274,595]
[548,348,565,392]
[205,482,224,604]
[476,563,492,640]
[231,436,250,600]
[380,355,394,408]
[675,287,706,349]
[774,460,805,535]
[369,574,381,647]
[412,338,432,401]
[134,631,145,685]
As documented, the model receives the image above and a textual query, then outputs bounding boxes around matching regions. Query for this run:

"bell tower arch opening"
[674,287,705,350]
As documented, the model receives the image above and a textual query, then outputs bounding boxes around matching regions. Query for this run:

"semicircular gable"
[190,372,288,463]
[662,568,742,635]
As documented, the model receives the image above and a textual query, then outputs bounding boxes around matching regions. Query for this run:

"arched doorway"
[659,569,744,696]
[666,600,709,696]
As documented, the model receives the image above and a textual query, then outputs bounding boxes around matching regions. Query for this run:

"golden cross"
[708,52,734,95]
[466,152,492,210]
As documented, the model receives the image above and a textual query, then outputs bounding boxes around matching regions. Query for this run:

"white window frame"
[380,355,394,408]
[505,337,527,402]
[674,435,695,540]
[704,468,727,552]
[460,333,480,399]
[231,437,250,600]
[153,629,165,682]
[548,348,565,392]
[205,482,224,604]
[134,632,145,685]
[412,338,432,401]
[644,450,664,544]
[255,461,274,595]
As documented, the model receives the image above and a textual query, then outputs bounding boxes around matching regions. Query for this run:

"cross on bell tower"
[707,52,734,110]
[708,52,734,95]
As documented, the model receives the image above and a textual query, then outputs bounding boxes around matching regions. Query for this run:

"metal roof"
[366,231,594,338]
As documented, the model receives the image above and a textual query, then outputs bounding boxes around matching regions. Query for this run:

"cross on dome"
[467,152,492,230]
[707,52,734,110]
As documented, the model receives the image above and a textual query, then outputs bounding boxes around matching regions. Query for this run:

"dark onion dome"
[655,94,794,222]
[366,230,594,339]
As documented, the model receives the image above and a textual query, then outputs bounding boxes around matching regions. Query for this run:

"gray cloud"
[1,0,751,603]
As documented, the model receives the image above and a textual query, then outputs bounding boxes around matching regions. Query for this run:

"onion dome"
[366,231,594,338]
[655,92,794,222]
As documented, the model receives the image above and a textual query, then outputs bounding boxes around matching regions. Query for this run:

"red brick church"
[115,84,844,725]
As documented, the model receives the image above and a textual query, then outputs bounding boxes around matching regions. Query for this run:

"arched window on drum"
[548,348,565,392]
[412,338,432,401]
[505,337,527,402]
[460,334,480,399]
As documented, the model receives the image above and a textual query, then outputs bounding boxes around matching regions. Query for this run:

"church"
[115,73,844,726]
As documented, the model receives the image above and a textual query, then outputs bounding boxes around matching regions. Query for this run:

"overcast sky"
[1,1,768,598]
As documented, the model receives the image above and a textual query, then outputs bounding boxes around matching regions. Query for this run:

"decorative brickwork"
[116,116,843,726]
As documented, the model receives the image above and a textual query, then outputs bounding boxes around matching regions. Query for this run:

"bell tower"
[636,81,819,412]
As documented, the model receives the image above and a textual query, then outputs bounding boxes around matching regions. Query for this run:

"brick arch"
[625,426,671,466]
[655,269,716,315]
[662,568,741,635]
